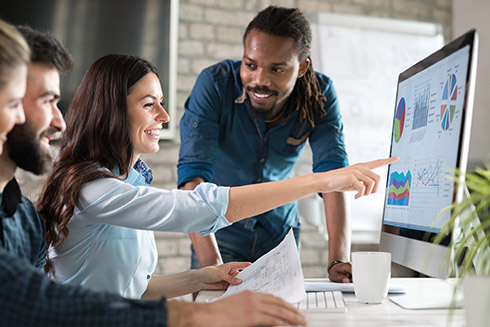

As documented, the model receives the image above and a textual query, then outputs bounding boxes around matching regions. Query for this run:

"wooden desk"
[196,278,465,327]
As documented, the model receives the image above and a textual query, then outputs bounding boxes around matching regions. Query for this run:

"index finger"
[363,156,399,170]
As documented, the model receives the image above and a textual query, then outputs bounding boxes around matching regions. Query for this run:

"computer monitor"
[379,29,479,279]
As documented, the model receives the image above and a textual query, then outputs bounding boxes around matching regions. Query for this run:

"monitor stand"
[388,278,463,309]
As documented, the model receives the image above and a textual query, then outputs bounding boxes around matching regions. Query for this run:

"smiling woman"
[38,54,237,298]
[127,72,169,163]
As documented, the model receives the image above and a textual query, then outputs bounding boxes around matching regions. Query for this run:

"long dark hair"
[244,6,326,128]
[38,54,158,273]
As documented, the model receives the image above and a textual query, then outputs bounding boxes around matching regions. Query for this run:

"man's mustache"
[40,127,60,140]
[246,86,278,96]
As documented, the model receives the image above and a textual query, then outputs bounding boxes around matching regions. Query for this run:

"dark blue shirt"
[178,60,348,237]
[0,178,168,326]
[0,179,45,270]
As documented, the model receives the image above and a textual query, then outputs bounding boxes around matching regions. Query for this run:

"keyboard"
[295,291,347,313]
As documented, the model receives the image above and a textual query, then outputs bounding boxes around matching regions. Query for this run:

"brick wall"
[16,0,452,296]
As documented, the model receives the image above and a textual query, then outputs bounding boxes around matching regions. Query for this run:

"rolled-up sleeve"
[309,74,349,173]
[76,180,231,235]
[178,69,222,187]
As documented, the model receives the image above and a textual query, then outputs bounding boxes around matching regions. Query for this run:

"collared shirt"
[0,178,168,326]
[178,59,348,238]
[50,159,230,299]
[0,178,45,269]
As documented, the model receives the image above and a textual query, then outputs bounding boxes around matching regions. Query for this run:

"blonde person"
[0,19,27,156]
[37,53,396,326]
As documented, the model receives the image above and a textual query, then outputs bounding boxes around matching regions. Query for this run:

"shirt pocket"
[283,131,310,155]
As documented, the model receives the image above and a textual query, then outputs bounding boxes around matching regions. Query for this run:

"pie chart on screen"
[441,73,457,131]
[394,97,406,143]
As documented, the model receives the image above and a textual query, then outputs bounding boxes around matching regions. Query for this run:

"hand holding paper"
[218,229,305,303]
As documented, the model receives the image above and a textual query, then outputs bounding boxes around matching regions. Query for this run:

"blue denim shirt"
[178,60,348,237]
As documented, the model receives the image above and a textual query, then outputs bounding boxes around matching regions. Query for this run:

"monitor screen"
[380,29,478,278]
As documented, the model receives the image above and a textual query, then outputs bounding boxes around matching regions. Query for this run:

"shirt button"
[260,158,265,163]
[147,274,151,280]
[256,178,262,182]
[193,122,198,128]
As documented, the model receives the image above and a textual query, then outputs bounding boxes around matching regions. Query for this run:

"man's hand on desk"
[198,261,251,291]
[167,290,307,327]
[328,262,353,283]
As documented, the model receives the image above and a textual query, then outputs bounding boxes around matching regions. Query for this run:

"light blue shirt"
[49,162,230,299]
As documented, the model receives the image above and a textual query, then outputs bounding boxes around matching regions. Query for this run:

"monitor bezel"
[379,29,479,278]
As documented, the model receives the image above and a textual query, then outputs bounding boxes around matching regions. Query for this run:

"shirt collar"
[111,158,154,185]
[235,87,247,104]
[132,158,153,184]
[1,178,22,218]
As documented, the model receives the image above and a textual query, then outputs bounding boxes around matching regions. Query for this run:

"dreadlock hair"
[243,6,326,128]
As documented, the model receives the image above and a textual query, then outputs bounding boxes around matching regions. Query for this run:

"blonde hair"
[0,19,30,88]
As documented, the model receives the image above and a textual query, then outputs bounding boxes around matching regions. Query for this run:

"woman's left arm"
[141,261,250,300]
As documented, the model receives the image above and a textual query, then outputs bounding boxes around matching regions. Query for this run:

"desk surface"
[196,278,465,327]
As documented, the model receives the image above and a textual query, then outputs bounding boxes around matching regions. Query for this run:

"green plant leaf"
[435,165,490,277]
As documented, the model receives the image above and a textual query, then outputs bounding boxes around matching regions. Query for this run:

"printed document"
[218,229,305,303]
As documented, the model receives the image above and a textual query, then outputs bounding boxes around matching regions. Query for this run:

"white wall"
[453,0,490,168]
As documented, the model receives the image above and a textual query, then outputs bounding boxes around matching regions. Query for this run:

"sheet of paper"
[218,229,305,303]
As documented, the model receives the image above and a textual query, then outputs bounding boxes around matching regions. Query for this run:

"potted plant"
[435,165,490,327]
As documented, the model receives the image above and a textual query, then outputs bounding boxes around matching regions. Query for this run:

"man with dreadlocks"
[178,6,352,283]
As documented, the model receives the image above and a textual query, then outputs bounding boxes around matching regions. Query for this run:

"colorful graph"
[415,160,442,188]
[387,171,411,206]
[441,74,457,130]
[394,97,406,143]
[412,83,430,129]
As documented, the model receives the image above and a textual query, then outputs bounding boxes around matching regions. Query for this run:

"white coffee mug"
[352,251,391,303]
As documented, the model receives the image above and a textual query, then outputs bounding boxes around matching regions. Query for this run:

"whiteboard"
[297,13,444,237]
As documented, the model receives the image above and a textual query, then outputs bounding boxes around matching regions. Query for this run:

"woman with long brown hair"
[38,53,395,302]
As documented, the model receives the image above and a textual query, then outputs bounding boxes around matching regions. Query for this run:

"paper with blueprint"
[218,229,305,303]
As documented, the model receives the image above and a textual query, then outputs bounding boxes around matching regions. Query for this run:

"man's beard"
[246,86,280,121]
[6,121,53,175]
